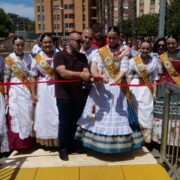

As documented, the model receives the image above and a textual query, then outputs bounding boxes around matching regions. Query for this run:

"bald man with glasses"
[54,31,91,161]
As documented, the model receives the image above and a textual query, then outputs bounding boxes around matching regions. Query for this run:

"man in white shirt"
[32,36,42,56]
[80,28,99,98]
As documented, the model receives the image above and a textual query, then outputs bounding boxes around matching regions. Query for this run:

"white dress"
[77,54,133,135]
[30,50,59,142]
[0,57,9,152]
[128,55,159,129]
[4,53,34,141]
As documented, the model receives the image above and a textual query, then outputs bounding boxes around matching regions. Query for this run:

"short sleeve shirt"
[54,49,88,99]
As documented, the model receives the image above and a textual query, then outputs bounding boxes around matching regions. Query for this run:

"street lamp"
[55,7,64,37]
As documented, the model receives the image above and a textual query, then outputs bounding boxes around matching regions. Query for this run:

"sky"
[0,0,34,20]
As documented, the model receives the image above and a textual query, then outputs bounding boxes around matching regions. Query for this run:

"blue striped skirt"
[75,101,145,154]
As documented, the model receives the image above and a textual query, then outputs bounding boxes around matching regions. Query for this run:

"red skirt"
[7,114,35,150]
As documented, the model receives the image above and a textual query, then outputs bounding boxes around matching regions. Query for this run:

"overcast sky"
[0,0,34,20]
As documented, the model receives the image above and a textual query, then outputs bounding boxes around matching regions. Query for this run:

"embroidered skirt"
[152,82,180,145]
[76,82,144,153]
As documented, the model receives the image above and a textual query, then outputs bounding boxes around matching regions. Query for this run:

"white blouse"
[30,50,57,81]
[4,53,32,80]
[128,55,159,82]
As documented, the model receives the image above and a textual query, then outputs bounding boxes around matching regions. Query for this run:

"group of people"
[0,24,179,161]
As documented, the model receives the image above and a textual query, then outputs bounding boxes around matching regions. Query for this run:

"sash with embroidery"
[34,53,55,80]
[5,56,31,91]
[133,56,154,95]
[0,86,4,95]
[99,45,134,106]
[159,52,180,86]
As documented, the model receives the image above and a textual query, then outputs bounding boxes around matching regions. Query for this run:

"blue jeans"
[56,98,85,153]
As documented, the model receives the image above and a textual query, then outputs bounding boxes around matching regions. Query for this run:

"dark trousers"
[56,98,85,153]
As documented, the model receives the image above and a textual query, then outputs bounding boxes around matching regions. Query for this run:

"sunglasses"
[71,39,84,44]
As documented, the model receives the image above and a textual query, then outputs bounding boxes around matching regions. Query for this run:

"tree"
[166,0,180,36]
[29,20,35,32]
[119,19,133,38]
[137,14,159,38]
[0,8,14,38]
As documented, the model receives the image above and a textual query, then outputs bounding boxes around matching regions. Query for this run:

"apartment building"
[8,13,30,31]
[34,0,98,35]
[137,0,160,17]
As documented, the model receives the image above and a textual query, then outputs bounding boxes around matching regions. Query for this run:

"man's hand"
[80,71,91,81]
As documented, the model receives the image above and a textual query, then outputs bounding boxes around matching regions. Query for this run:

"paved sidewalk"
[0,146,171,180]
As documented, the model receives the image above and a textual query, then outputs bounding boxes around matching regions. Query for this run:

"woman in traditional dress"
[4,36,34,150]
[127,40,159,143]
[31,33,59,147]
[75,26,144,153]
[152,35,180,145]
[152,38,167,74]
[0,56,9,153]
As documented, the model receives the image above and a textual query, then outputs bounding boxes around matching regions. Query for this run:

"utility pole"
[40,0,44,34]
[158,0,166,38]
[132,0,137,41]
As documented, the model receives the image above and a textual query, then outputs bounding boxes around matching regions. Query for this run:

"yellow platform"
[0,146,171,180]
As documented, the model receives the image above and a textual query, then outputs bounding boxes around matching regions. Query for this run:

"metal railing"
[160,82,180,180]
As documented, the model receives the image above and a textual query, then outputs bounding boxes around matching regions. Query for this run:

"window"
[123,16,128,20]
[150,0,155,4]
[55,24,60,29]
[64,5,68,9]
[139,0,144,6]
[38,15,45,21]
[54,15,59,20]
[69,23,75,28]
[38,24,41,30]
[139,9,144,15]
[64,4,74,9]
[150,8,155,13]
[69,4,74,9]
[65,14,74,19]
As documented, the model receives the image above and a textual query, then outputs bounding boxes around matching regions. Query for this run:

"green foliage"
[166,0,180,36]
[29,20,35,32]
[0,8,14,37]
[137,14,159,38]
[121,19,133,38]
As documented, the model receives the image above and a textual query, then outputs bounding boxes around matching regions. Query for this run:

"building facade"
[136,0,160,17]
[34,0,98,35]
[8,13,30,32]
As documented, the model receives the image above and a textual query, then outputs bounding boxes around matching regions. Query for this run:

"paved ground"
[0,146,171,180]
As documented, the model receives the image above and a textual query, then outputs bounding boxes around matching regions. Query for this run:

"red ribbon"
[0,79,80,86]
[0,79,174,87]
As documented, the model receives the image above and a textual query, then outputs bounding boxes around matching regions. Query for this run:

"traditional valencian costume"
[76,45,144,153]
[31,50,59,146]
[0,57,9,152]
[152,51,180,145]
[5,53,34,150]
[128,54,159,143]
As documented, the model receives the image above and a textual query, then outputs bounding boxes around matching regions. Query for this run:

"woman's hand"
[32,94,38,105]
[92,74,109,84]
[4,94,9,104]
[153,93,157,101]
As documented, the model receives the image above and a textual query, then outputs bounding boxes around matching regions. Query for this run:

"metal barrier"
[160,82,180,180]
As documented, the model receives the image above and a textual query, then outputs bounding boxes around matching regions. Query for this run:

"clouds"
[0,2,34,20]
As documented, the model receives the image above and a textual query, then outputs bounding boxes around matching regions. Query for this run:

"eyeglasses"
[70,39,84,44]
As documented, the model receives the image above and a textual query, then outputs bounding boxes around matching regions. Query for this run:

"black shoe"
[59,152,69,161]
